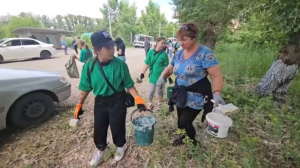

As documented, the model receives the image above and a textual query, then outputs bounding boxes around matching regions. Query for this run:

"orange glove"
[135,96,147,112]
[74,104,84,119]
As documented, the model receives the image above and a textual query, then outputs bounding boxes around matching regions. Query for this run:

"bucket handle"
[130,109,155,122]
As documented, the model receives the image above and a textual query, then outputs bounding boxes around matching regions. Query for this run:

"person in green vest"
[73,30,147,167]
[74,40,93,63]
[140,37,173,109]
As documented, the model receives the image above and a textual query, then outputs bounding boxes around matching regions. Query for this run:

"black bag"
[96,59,135,108]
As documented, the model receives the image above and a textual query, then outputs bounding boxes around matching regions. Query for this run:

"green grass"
[135,43,300,168]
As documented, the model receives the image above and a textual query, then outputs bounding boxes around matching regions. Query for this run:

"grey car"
[0,68,71,130]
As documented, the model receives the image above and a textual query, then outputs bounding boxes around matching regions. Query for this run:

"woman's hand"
[134,96,147,112]
[74,104,84,119]
[140,73,144,80]
[213,92,226,107]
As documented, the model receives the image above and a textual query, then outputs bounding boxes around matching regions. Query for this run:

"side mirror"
[1,44,7,47]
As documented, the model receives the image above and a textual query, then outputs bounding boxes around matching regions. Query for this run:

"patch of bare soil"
[0,49,154,168]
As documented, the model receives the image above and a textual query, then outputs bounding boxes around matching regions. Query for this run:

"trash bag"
[65,55,79,78]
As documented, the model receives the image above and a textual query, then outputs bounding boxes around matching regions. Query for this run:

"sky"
[0,0,177,22]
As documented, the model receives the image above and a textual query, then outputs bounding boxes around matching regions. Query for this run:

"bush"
[215,43,278,79]
[134,43,300,168]
[65,37,74,48]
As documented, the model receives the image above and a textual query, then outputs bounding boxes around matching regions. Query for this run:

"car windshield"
[0,39,5,44]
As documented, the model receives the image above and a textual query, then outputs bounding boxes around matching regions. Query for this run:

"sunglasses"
[181,24,197,34]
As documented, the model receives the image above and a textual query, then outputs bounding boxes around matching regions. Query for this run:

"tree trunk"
[255,34,300,99]
[203,21,217,50]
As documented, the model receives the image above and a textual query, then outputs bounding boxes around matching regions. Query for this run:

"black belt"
[95,90,126,100]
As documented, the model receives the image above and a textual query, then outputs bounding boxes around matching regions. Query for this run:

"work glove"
[134,96,147,112]
[168,77,173,84]
[156,77,165,90]
[213,93,226,107]
[140,73,145,80]
[74,104,84,119]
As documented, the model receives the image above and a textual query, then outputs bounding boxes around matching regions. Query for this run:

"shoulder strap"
[150,51,163,68]
[96,59,117,93]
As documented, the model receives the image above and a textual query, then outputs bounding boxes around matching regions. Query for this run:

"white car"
[0,68,71,130]
[0,38,57,63]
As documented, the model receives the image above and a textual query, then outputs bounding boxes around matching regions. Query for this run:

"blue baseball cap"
[91,30,114,48]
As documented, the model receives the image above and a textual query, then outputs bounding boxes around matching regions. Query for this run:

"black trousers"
[74,44,78,54]
[94,91,127,151]
[177,107,201,140]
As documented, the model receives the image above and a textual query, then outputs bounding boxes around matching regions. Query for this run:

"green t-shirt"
[79,57,134,96]
[79,48,93,63]
[145,49,169,84]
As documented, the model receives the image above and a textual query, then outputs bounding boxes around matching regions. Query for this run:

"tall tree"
[172,0,245,49]
[116,1,137,42]
[0,15,11,26]
[138,0,167,38]
[100,0,120,37]
[253,0,300,99]
[55,15,65,30]
[73,25,85,37]
[38,15,52,28]
[0,16,41,38]
[162,22,179,38]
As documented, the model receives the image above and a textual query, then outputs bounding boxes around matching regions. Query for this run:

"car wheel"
[0,55,3,64]
[40,50,52,59]
[10,92,54,128]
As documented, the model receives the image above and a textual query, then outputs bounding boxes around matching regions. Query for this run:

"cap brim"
[93,40,114,48]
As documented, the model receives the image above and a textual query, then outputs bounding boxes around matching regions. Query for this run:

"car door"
[21,39,41,58]
[1,40,23,60]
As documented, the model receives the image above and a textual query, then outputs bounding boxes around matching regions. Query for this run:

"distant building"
[11,27,73,49]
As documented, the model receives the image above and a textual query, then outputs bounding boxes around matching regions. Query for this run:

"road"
[0,48,150,168]
[0,48,146,104]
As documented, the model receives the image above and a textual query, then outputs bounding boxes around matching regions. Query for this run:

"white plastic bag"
[65,55,79,78]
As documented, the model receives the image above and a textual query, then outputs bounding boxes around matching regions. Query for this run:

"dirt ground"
[0,48,155,168]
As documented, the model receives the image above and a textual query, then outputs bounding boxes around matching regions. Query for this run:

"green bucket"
[167,86,174,99]
[131,110,156,146]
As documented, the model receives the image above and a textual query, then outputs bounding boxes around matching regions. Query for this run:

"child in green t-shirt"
[140,37,173,109]
[74,40,93,63]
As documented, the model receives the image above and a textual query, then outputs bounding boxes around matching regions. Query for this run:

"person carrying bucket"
[73,30,147,167]
[140,37,173,110]
[156,23,226,146]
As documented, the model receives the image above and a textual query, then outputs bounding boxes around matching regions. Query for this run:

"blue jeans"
[168,48,172,58]
[118,56,126,62]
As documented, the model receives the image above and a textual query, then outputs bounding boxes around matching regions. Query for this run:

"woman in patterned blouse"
[157,23,225,146]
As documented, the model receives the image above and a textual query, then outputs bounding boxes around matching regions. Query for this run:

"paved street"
[0,48,147,105]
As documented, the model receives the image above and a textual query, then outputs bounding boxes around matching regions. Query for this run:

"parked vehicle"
[167,37,177,42]
[0,68,71,130]
[133,34,155,48]
[0,38,57,63]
